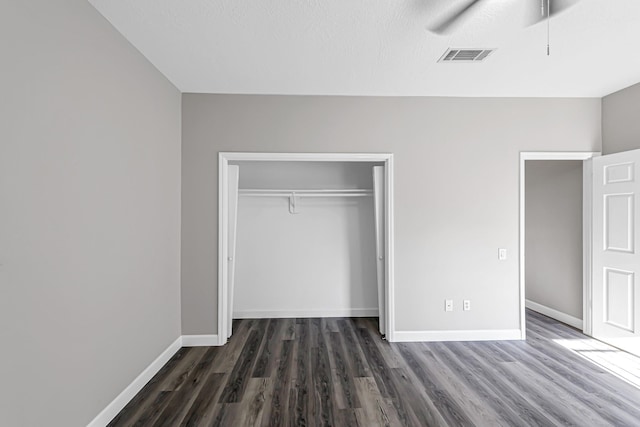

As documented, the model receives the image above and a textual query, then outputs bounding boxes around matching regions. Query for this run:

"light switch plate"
[445,299,453,312]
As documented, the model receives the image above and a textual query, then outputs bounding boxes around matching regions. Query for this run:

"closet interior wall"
[230,161,382,319]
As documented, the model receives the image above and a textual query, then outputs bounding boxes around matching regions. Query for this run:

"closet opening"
[218,153,395,345]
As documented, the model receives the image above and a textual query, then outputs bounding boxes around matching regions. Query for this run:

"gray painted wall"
[603,81,640,154]
[0,2,181,426]
[181,94,601,335]
[525,161,583,319]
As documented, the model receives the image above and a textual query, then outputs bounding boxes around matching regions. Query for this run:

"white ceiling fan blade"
[428,0,486,34]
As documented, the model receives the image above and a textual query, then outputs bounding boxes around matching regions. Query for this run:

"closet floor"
[108,311,640,426]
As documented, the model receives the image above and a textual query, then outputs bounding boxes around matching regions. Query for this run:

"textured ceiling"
[89,0,640,97]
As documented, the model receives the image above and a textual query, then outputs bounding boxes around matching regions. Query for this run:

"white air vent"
[438,48,495,63]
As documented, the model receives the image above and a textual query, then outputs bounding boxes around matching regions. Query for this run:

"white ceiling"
[89,0,640,97]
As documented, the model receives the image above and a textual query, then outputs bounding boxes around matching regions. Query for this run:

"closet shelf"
[238,189,373,198]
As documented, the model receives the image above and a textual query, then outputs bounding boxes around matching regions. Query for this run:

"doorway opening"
[219,152,395,345]
[519,152,599,339]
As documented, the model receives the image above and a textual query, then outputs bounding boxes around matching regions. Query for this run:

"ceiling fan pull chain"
[547,0,551,55]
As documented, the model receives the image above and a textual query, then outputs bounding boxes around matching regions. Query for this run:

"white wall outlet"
[498,248,507,260]
[445,299,453,312]
[463,300,471,311]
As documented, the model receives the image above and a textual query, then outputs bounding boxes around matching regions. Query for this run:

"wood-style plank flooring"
[108,310,640,426]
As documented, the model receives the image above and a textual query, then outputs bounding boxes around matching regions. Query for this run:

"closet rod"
[239,189,372,193]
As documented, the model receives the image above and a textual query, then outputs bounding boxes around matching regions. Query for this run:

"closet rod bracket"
[289,192,298,214]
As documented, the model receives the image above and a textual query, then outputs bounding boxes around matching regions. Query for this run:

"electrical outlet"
[498,248,507,260]
[445,299,453,312]
[463,300,471,311]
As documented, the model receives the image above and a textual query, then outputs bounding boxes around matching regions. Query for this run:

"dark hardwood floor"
[108,310,640,426]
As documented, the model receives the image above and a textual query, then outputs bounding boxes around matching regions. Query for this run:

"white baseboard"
[393,329,522,342]
[182,334,221,347]
[87,336,182,427]
[233,308,379,319]
[526,299,584,330]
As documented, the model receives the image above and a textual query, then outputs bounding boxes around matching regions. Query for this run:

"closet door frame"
[218,152,395,345]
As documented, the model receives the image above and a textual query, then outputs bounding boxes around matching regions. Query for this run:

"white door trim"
[218,152,395,344]
[519,151,600,339]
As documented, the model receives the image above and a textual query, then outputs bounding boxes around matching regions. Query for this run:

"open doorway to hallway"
[525,159,585,330]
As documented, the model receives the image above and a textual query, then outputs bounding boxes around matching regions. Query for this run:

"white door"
[373,166,386,336]
[592,149,640,356]
[227,165,240,338]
